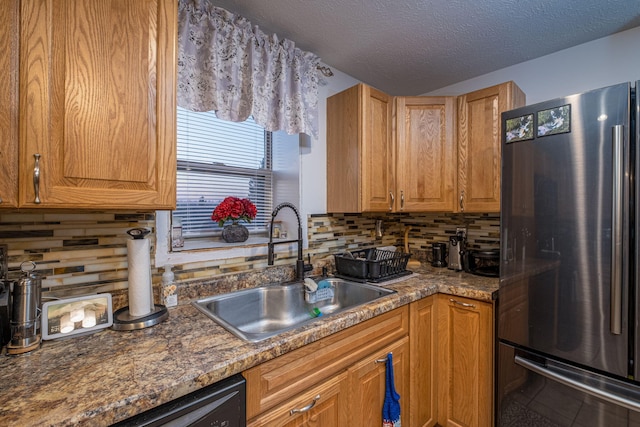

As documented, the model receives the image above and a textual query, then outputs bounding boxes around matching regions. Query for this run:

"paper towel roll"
[127,238,153,317]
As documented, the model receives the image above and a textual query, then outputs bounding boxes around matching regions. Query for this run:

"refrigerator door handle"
[611,125,624,335]
[515,354,640,412]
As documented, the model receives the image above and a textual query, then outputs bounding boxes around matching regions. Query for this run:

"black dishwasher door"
[113,374,245,427]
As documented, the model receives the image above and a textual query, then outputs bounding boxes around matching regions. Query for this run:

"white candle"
[69,305,85,323]
[60,313,74,334]
[82,309,97,328]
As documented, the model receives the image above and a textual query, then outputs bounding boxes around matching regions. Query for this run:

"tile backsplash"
[0,211,498,307]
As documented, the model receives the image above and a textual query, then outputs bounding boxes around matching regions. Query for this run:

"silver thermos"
[8,261,42,355]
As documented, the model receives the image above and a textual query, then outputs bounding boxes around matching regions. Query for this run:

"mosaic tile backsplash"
[0,211,499,308]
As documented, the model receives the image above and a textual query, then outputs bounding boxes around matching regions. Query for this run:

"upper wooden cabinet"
[396,96,456,212]
[0,0,19,208]
[456,81,525,213]
[327,83,394,213]
[2,0,177,210]
[327,84,456,213]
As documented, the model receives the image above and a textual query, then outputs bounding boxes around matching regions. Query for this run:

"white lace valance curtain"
[177,0,320,137]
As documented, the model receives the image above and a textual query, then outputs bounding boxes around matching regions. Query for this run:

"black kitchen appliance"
[431,242,447,268]
[113,373,246,426]
[465,249,499,277]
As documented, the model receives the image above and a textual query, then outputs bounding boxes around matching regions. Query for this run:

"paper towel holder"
[113,228,168,331]
[112,304,168,331]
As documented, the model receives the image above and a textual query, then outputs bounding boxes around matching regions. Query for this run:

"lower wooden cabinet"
[410,295,437,427]
[436,294,494,427]
[243,295,494,427]
[348,337,410,427]
[243,307,409,426]
[247,373,348,427]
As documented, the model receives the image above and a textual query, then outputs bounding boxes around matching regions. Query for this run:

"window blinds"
[175,107,273,237]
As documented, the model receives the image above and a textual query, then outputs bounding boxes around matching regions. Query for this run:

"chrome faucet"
[267,202,312,280]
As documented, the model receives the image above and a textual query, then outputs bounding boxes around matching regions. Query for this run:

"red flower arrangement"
[211,196,258,227]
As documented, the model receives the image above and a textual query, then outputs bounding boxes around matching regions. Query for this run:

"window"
[174,107,273,240]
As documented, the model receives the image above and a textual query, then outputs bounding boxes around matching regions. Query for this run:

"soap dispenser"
[162,265,178,307]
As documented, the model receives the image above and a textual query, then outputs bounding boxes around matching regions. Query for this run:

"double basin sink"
[193,277,396,342]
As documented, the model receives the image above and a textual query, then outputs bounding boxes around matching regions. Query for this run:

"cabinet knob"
[400,190,405,210]
[290,394,321,415]
[459,190,464,212]
[389,191,394,211]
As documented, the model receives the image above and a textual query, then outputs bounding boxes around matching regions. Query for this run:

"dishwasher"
[112,374,245,427]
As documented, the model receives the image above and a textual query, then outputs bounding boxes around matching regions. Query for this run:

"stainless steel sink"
[193,277,396,342]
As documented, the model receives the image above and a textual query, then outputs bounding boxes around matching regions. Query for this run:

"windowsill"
[175,236,294,251]
[155,211,303,268]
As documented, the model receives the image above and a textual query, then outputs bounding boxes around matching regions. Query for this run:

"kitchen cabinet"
[456,81,525,212]
[396,96,457,211]
[348,337,410,427]
[436,294,494,427]
[410,295,437,427]
[327,83,394,213]
[243,306,409,426]
[327,84,456,213]
[0,0,19,208]
[247,373,349,427]
[3,0,177,210]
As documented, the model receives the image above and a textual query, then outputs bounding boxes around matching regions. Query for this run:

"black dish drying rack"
[334,248,412,283]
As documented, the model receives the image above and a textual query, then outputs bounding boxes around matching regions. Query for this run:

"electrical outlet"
[456,227,467,241]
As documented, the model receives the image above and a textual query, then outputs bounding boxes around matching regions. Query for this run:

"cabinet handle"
[450,298,475,308]
[33,153,41,204]
[389,191,394,211]
[459,190,464,212]
[400,190,405,210]
[290,394,320,415]
[375,351,392,363]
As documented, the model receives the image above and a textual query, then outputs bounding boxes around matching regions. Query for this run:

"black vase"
[221,222,249,243]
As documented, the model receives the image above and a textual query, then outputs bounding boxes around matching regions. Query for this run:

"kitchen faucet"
[267,202,312,280]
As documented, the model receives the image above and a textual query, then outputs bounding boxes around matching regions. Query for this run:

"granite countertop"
[0,265,498,427]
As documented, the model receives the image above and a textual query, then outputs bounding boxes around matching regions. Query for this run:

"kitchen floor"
[499,376,640,426]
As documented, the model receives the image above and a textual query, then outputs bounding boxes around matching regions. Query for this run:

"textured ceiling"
[209,0,640,95]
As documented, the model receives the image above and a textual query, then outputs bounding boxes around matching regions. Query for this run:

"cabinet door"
[410,296,437,427]
[456,82,525,212]
[327,83,393,213]
[18,0,176,209]
[327,84,361,213]
[0,0,19,208]
[247,372,348,427]
[437,295,494,427]
[396,96,456,212]
[361,85,394,212]
[348,337,410,427]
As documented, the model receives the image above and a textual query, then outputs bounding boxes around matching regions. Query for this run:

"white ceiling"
[210,0,640,95]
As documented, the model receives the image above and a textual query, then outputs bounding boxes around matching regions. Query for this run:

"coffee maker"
[431,242,447,268]
[448,230,467,271]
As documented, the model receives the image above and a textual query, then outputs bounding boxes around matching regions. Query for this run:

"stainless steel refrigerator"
[497,82,640,426]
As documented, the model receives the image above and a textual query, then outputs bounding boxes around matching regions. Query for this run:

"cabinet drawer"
[247,372,348,427]
[244,306,409,419]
